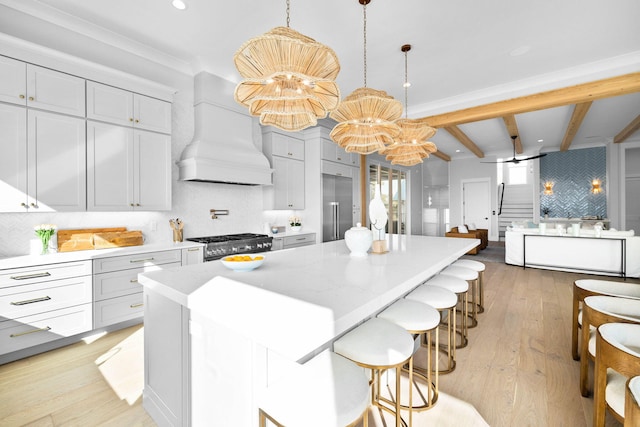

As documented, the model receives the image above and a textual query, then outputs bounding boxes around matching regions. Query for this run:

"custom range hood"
[178,72,273,185]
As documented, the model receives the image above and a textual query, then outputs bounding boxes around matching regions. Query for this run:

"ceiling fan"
[482,135,547,164]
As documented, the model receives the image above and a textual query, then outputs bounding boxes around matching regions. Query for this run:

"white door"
[463,180,491,231]
[135,130,171,211]
[0,104,28,212]
[626,177,640,232]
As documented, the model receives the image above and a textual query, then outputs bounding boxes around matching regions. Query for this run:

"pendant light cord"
[363,2,367,87]
[404,49,408,118]
[286,0,290,27]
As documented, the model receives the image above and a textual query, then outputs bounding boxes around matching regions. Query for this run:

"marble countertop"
[140,235,477,361]
[0,241,204,270]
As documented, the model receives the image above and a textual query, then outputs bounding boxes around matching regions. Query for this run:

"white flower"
[288,216,301,226]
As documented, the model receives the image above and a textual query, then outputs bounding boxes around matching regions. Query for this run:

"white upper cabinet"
[27,65,85,117]
[0,103,28,212]
[87,81,171,134]
[269,132,305,161]
[322,138,358,166]
[0,58,85,117]
[28,110,87,212]
[0,105,86,212]
[87,121,171,211]
[0,56,27,105]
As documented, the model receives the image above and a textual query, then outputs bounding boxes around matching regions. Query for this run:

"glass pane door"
[369,165,407,235]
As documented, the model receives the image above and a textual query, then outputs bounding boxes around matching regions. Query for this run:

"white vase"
[290,225,302,232]
[345,223,373,257]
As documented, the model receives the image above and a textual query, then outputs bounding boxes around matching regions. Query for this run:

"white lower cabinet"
[0,260,92,361]
[272,233,317,250]
[92,250,185,328]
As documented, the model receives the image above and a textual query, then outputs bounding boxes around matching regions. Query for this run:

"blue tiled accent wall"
[540,147,606,218]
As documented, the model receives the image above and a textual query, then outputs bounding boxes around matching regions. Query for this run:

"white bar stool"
[377,298,441,424]
[406,284,458,374]
[452,259,486,314]
[572,279,640,360]
[258,351,370,427]
[425,274,470,349]
[333,317,415,427]
[440,265,480,329]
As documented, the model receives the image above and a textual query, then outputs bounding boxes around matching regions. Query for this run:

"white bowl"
[220,254,265,272]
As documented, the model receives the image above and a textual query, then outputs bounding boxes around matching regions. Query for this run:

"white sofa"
[505,228,640,278]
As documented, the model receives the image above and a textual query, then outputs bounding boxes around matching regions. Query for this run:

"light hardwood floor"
[1,261,638,426]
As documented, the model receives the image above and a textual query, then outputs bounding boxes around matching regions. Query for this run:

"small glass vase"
[40,237,50,255]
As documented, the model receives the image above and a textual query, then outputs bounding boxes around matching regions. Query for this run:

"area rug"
[461,242,505,264]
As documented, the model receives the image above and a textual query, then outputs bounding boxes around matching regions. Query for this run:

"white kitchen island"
[139,234,478,427]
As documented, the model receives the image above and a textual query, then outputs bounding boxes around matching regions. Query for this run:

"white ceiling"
[2,0,639,160]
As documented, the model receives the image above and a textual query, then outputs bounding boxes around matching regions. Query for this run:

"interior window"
[369,165,407,234]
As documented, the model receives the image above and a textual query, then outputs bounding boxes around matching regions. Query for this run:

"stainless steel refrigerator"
[322,174,353,242]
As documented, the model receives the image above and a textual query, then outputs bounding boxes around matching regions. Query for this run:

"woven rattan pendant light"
[233,0,341,132]
[382,44,438,166]
[329,0,402,155]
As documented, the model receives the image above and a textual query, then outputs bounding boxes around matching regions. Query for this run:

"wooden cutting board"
[57,227,127,252]
[93,230,144,249]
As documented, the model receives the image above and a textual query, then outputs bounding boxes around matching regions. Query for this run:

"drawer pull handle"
[130,303,144,308]
[11,296,51,306]
[188,248,200,252]
[130,279,139,283]
[296,238,306,241]
[10,272,51,280]
[130,258,154,263]
[10,326,51,338]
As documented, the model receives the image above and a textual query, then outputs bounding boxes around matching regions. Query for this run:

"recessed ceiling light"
[538,139,544,142]
[455,149,461,153]
[509,45,531,56]
[172,0,187,10]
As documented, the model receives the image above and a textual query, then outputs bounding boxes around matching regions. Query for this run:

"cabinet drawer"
[283,233,316,248]
[0,276,92,320]
[94,293,144,329]
[93,250,181,274]
[0,304,92,355]
[0,261,92,290]
[93,262,181,301]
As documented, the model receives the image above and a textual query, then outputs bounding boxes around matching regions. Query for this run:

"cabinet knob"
[135,119,140,123]
[136,203,141,206]
[30,202,38,208]
[28,96,34,101]
[288,152,293,156]
[19,94,25,99]
[337,156,342,161]
[20,202,27,207]
[130,203,135,207]
[129,118,134,122]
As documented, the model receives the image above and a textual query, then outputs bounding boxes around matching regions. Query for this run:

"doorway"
[462,179,491,233]
[369,165,408,234]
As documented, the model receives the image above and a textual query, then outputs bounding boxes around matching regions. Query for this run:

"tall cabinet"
[262,129,305,210]
[86,81,171,211]
[0,56,86,212]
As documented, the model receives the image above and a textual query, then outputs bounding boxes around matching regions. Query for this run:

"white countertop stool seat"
[593,323,640,426]
[405,284,459,374]
[258,351,370,427]
[627,376,640,427]
[333,317,415,427]
[452,259,486,314]
[572,279,640,361]
[377,299,441,421]
[440,265,480,329]
[580,296,640,397]
[425,274,470,349]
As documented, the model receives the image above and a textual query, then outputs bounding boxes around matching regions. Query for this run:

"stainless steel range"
[186,233,273,262]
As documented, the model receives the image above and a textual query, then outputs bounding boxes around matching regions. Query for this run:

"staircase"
[497,183,534,240]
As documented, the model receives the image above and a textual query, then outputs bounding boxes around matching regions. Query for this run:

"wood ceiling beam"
[614,114,640,143]
[419,72,640,128]
[444,125,485,158]
[560,102,593,151]
[502,115,523,154]
[432,150,451,161]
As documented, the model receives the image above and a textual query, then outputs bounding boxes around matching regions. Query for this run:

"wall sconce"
[591,179,602,194]
[543,181,554,195]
